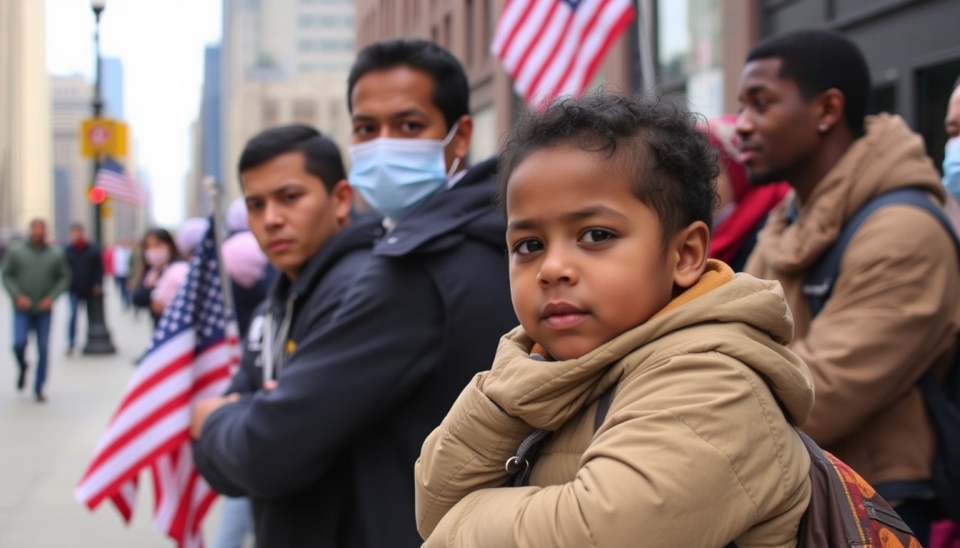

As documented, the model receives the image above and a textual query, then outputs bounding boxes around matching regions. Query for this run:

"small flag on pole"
[95,156,148,206]
[75,222,239,548]
[493,0,635,107]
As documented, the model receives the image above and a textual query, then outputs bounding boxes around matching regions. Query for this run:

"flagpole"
[204,176,235,325]
[638,0,656,92]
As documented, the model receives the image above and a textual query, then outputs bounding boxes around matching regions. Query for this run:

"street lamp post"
[83,0,116,356]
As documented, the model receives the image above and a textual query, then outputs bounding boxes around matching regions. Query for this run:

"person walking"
[63,223,103,355]
[1,218,70,402]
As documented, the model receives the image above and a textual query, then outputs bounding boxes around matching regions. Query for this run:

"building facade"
[0,0,52,236]
[51,75,94,244]
[220,0,356,203]
[353,0,756,163]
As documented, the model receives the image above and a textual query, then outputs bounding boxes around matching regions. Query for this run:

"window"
[299,14,353,28]
[262,99,280,128]
[298,38,354,52]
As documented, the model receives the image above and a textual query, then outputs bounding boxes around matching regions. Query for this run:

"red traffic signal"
[88,187,107,205]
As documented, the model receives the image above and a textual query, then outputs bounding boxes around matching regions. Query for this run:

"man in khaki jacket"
[738,29,960,542]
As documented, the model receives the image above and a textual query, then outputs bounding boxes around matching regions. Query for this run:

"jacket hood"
[485,261,814,431]
[269,212,381,306]
[375,156,506,257]
[756,114,944,272]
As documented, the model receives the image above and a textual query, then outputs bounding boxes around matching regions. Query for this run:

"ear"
[330,179,354,227]
[671,221,710,289]
[448,114,473,165]
[815,89,846,134]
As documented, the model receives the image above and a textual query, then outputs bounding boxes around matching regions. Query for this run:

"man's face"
[349,65,469,171]
[70,227,84,243]
[736,58,821,186]
[242,151,352,281]
[29,221,45,245]
[946,86,960,139]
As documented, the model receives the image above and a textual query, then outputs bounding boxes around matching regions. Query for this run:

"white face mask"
[348,123,460,220]
[944,137,960,203]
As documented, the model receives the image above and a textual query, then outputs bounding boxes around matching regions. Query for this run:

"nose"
[262,200,284,229]
[537,247,578,287]
[735,109,753,139]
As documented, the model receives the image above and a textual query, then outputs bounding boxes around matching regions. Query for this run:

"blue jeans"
[114,276,130,309]
[67,292,85,349]
[13,310,52,394]
[212,496,254,548]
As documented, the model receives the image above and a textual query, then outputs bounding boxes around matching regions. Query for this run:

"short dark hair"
[498,92,718,250]
[747,29,870,136]
[347,39,469,131]
[237,125,346,192]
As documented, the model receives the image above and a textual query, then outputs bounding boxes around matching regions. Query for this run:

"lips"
[268,239,293,253]
[739,144,760,164]
[541,302,588,329]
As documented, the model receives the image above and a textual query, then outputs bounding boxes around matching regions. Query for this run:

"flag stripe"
[494,0,635,107]
[76,222,238,548]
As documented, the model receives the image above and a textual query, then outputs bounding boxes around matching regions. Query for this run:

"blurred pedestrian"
[739,29,960,543]
[150,218,208,317]
[63,223,103,356]
[1,218,70,402]
[111,237,133,310]
[700,115,790,271]
[131,228,180,327]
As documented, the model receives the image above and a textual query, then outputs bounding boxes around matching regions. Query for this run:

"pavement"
[0,284,224,547]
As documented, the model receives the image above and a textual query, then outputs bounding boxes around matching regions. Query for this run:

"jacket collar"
[374,157,503,257]
[268,213,381,308]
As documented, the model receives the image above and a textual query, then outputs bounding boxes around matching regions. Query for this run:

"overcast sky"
[46,0,222,227]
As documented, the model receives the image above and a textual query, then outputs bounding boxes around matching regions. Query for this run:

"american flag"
[95,156,148,206]
[75,223,240,548]
[493,0,635,107]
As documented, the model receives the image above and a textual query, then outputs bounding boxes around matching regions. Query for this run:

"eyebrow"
[507,205,629,231]
[244,183,305,201]
[351,108,430,122]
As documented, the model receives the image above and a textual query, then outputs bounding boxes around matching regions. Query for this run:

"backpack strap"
[801,188,960,318]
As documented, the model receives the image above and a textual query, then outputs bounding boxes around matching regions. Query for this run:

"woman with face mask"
[131,228,181,327]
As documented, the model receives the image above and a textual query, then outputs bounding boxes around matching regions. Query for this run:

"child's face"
[505,145,679,361]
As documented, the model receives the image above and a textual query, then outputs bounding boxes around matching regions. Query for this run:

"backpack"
[799,187,960,522]
[589,386,921,548]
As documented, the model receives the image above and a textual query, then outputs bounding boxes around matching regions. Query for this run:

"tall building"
[185,44,224,219]
[0,0,52,235]
[101,57,125,118]
[220,0,355,202]
[50,75,94,244]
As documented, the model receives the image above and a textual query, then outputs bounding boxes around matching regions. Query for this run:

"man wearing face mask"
[191,40,516,548]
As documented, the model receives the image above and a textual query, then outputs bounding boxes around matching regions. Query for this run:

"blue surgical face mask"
[944,137,960,203]
[348,123,460,220]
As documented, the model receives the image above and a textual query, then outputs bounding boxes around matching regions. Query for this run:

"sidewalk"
[0,285,222,547]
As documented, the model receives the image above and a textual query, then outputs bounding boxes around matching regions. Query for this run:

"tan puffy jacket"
[416,263,814,547]
[745,114,960,486]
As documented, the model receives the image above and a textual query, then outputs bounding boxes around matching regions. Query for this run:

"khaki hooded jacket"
[745,114,960,486]
[415,263,814,548]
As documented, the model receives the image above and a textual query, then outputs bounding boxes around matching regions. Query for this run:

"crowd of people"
[4,27,960,547]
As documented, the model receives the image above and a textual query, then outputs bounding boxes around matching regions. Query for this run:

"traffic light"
[88,187,107,205]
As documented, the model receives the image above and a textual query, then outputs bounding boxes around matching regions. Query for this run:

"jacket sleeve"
[1,249,21,298]
[415,373,535,537]
[797,207,960,445]
[193,258,444,498]
[418,354,784,548]
[49,252,71,299]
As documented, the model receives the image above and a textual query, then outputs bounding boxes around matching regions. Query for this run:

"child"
[414,93,815,547]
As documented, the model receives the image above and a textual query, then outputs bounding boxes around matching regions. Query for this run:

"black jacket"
[193,158,517,547]
[64,242,103,297]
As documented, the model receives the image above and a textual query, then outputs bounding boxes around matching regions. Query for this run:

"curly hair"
[497,92,719,250]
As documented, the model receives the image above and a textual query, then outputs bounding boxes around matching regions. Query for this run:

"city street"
[0,285,222,547]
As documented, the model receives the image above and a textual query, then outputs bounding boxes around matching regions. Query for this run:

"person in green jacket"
[1,218,71,402]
